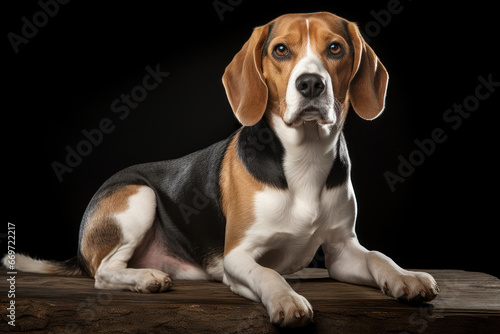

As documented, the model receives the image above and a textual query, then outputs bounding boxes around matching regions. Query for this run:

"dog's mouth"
[300,106,324,121]
[286,106,334,127]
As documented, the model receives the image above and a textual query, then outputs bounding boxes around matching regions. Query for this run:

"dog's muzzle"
[286,73,332,125]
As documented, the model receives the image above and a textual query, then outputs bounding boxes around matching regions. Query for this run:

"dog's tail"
[2,253,87,276]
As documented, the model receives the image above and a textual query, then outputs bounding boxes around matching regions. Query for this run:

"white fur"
[2,254,81,275]
[284,19,335,126]
[204,253,224,280]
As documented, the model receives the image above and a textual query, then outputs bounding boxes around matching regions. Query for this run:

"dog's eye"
[273,44,289,57]
[329,42,343,55]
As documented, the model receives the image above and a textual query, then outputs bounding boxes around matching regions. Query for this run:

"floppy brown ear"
[222,25,269,126]
[347,22,389,120]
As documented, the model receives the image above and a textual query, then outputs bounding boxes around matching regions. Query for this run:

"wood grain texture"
[1,269,499,333]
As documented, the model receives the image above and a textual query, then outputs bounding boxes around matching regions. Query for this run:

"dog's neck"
[269,113,345,194]
[270,113,342,157]
[236,113,346,191]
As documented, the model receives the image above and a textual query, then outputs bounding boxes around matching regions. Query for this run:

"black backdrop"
[4,0,499,278]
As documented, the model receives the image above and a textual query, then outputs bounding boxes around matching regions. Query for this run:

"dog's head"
[222,12,388,127]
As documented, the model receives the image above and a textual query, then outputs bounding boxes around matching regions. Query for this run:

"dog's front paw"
[264,291,313,327]
[382,270,439,303]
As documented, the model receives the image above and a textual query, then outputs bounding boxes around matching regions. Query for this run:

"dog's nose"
[296,73,326,98]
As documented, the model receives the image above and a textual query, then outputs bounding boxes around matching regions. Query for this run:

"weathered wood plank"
[1,269,499,333]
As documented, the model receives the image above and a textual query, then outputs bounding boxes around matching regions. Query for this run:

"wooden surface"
[1,269,499,333]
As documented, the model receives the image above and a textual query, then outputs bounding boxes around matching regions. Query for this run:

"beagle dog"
[8,12,439,328]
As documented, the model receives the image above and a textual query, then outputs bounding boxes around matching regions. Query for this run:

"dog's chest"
[242,136,343,274]
[246,184,338,274]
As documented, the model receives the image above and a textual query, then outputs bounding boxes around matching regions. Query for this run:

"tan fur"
[222,25,269,126]
[262,16,307,118]
[346,20,388,120]
[220,134,264,254]
[80,185,142,275]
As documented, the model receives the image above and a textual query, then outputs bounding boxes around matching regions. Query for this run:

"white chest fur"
[239,118,356,274]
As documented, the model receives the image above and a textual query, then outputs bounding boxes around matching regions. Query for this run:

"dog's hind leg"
[80,184,171,293]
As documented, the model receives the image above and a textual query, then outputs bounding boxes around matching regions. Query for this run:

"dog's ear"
[223,25,269,126]
[346,22,389,120]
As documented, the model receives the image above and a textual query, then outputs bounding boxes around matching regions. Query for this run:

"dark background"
[4,1,499,278]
